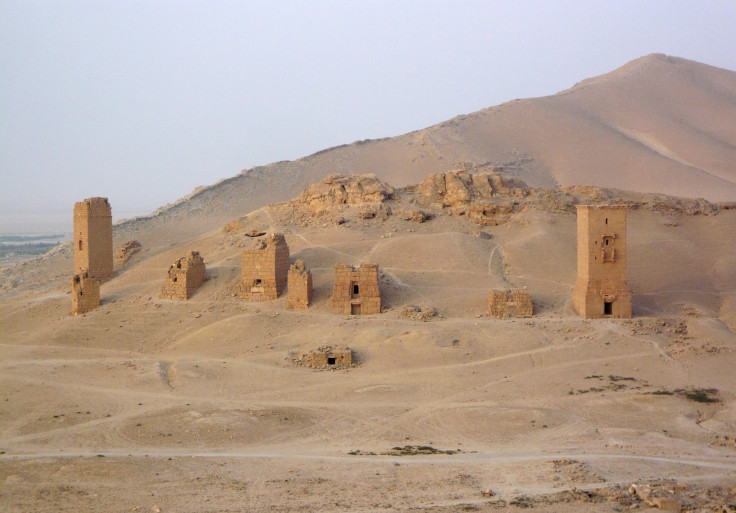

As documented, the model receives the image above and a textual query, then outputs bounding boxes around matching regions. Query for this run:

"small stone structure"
[487,289,533,318]
[572,205,632,318]
[330,263,381,315]
[240,233,290,301]
[71,271,100,314]
[160,251,207,300]
[294,345,353,369]
[287,260,312,310]
[73,197,114,281]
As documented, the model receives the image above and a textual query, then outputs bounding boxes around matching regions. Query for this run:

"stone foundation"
[294,346,353,369]
[160,251,207,300]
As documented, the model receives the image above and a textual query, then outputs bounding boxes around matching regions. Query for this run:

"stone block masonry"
[240,233,290,301]
[572,205,632,318]
[73,197,114,281]
[287,260,312,310]
[71,271,100,315]
[160,251,207,300]
[294,346,353,369]
[487,289,533,318]
[330,263,381,315]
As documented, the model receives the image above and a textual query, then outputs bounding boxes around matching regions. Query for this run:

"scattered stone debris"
[713,434,736,450]
[245,229,267,238]
[114,240,141,263]
[223,219,241,232]
[385,445,461,456]
[348,445,461,456]
[548,458,606,484]
[291,345,353,369]
[570,375,649,395]
[401,305,442,321]
[397,208,428,223]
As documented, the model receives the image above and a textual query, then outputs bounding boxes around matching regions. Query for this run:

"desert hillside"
[1,172,735,511]
[108,53,736,247]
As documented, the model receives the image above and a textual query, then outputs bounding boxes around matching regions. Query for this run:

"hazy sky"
[1,1,735,231]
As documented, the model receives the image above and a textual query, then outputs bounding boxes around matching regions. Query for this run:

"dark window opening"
[353,284,359,295]
[78,240,83,251]
[173,277,177,282]
[327,357,336,365]
[255,279,262,286]
[605,239,609,245]
[604,301,613,315]
[605,218,608,225]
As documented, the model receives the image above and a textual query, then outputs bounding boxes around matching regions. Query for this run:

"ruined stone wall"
[294,346,353,369]
[240,233,290,301]
[71,271,100,315]
[287,260,312,310]
[73,197,114,281]
[487,289,533,318]
[160,251,206,300]
[572,205,632,319]
[330,263,381,315]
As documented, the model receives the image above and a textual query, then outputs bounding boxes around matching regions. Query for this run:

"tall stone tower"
[572,205,632,318]
[73,197,114,281]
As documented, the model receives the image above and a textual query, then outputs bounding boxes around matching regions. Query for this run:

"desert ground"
[2,170,736,512]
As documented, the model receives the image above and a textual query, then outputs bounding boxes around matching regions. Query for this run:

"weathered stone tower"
[239,233,290,301]
[287,260,312,310]
[330,263,381,315]
[74,197,113,281]
[572,205,632,318]
[160,251,207,300]
[71,271,100,314]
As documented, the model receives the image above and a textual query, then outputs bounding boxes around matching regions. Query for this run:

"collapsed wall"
[293,345,353,369]
[330,263,381,315]
[71,271,100,315]
[287,260,312,310]
[487,289,533,318]
[160,251,207,300]
[240,233,290,301]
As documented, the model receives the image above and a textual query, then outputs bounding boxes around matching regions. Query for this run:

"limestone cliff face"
[293,173,395,211]
[415,170,529,208]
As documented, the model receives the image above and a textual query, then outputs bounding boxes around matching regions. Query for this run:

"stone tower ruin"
[287,260,312,310]
[330,263,381,315]
[71,271,100,315]
[160,251,207,300]
[239,233,290,301]
[572,205,632,318]
[74,197,113,281]
[487,289,533,318]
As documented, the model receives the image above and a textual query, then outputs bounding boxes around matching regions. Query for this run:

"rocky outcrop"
[416,170,529,208]
[115,240,141,263]
[293,173,395,211]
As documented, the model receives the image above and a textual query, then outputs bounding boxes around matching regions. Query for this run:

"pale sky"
[1,1,735,232]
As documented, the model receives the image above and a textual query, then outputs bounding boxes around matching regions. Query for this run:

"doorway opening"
[604,301,613,316]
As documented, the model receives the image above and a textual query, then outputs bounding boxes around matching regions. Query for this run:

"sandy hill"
[1,172,736,510]
[112,53,736,247]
